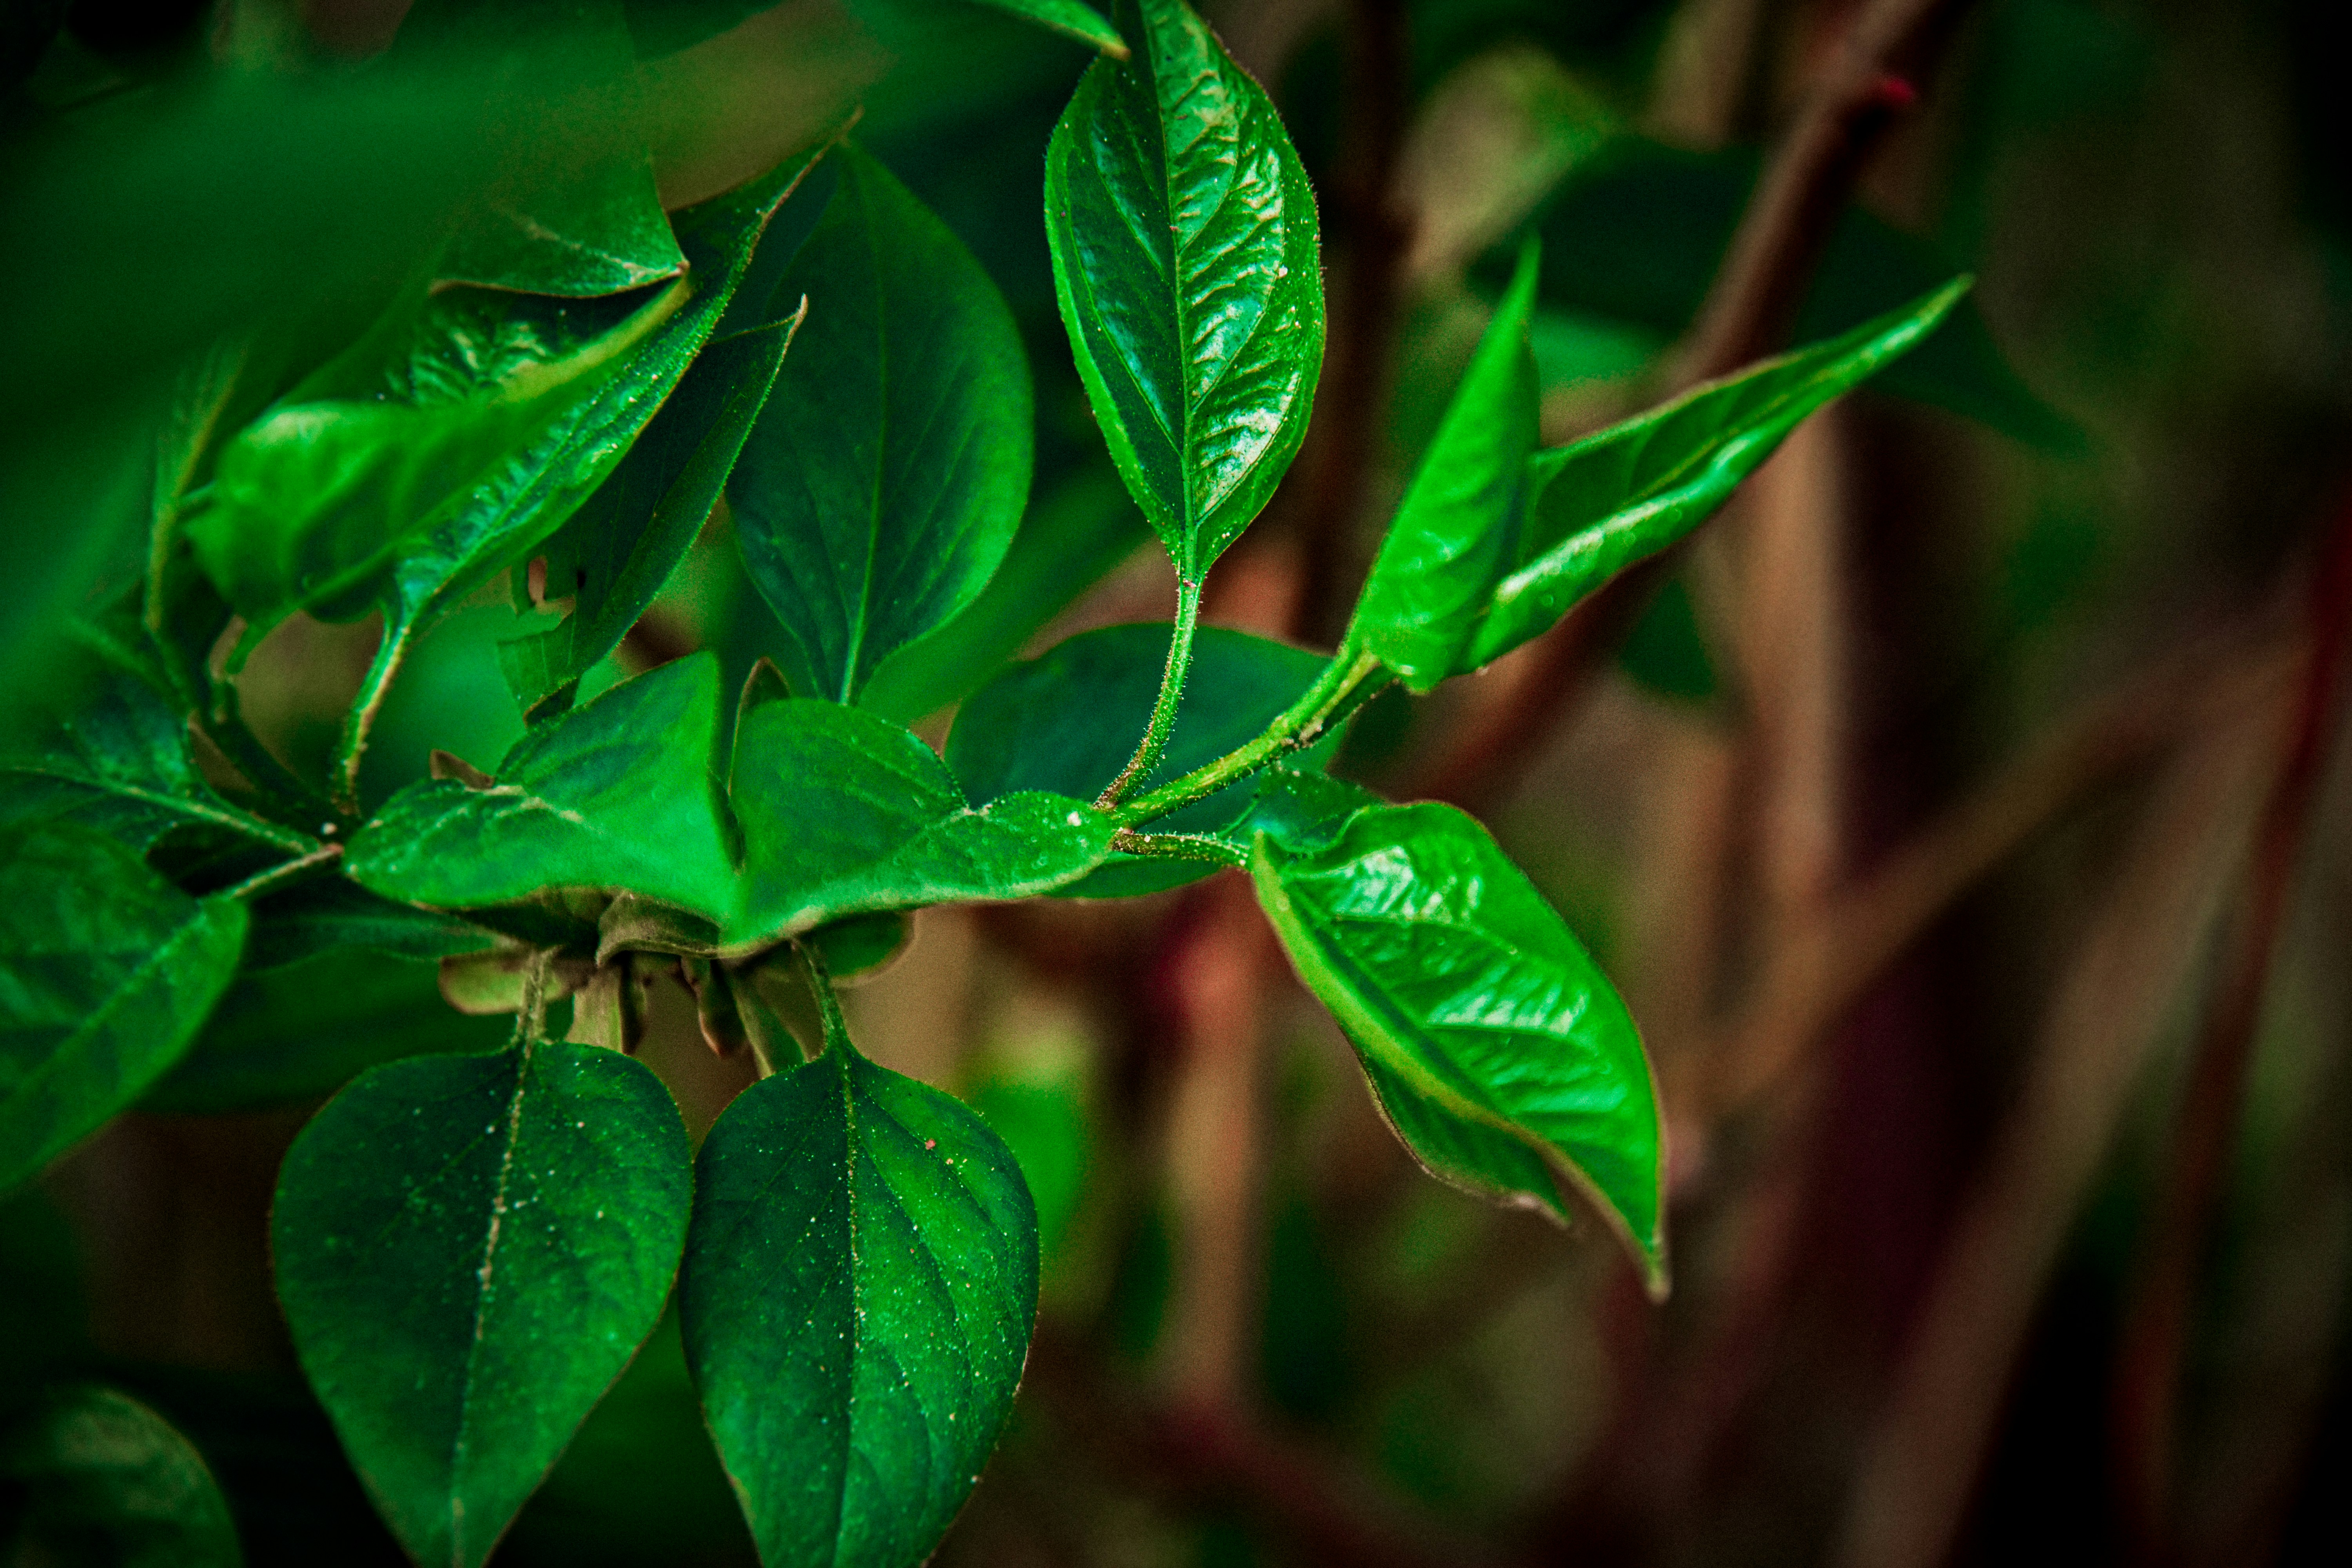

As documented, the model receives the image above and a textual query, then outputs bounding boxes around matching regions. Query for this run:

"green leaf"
[345,654,737,922]
[1349,240,1543,690]
[857,471,1152,724]
[272,1038,693,1568]
[238,876,499,973]
[965,0,1127,54]
[946,622,1335,895]
[142,948,510,1116]
[1044,0,1324,579]
[729,698,1113,948]
[679,1038,1038,1568]
[503,312,803,720]
[0,656,317,861]
[0,1385,243,1568]
[0,823,249,1194]
[732,144,1033,703]
[1458,280,1967,675]
[440,150,688,299]
[1249,802,1664,1287]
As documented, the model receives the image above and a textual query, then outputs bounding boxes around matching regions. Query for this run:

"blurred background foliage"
[6,0,2352,1564]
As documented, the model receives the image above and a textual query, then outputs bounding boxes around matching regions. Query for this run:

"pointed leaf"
[0,1385,243,1568]
[272,1039,692,1568]
[1249,802,1664,1287]
[1044,0,1324,578]
[1349,240,1542,690]
[967,0,1128,53]
[441,149,688,298]
[946,623,1335,895]
[732,144,1033,703]
[680,1041,1038,1568]
[1458,279,1967,675]
[728,699,1112,948]
[0,822,249,1193]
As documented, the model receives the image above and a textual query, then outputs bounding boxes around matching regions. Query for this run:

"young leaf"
[272,1038,693,1568]
[1456,279,1968,677]
[1044,0,1324,578]
[1249,802,1665,1288]
[946,623,1336,895]
[680,1033,1038,1568]
[503,311,803,720]
[1348,240,1542,690]
[732,144,1033,703]
[143,949,510,1116]
[728,698,1113,948]
[0,1385,243,1568]
[0,823,249,1194]
[345,653,737,921]
[967,0,1128,54]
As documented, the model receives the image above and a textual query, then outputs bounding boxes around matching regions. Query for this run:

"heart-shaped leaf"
[272,1037,693,1568]
[1044,0,1323,579]
[732,144,1033,703]
[0,822,249,1194]
[0,1385,243,1568]
[1249,802,1665,1289]
[680,1033,1038,1568]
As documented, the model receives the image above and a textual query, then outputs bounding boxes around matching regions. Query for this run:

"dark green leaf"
[272,1038,692,1568]
[1044,0,1324,578]
[239,876,499,973]
[440,151,688,298]
[1241,766,1380,855]
[857,472,1152,724]
[1350,239,1542,690]
[1249,802,1664,1287]
[0,1385,243,1568]
[946,623,1334,895]
[142,949,510,1116]
[1457,280,1966,675]
[345,654,737,921]
[730,698,1113,947]
[0,823,248,1194]
[732,144,1033,703]
[966,0,1127,54]
[680,1039,1038,1568]
[503,312,803,720]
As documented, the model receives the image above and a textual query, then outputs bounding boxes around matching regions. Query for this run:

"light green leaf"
[1249,802,1664,1287]
[680,1035,1038,1568]
[0,1385,243,1568]
[1044,0,1324,578]
[732,144,1033,703]
[272,1038,692,1568]
[1348,240,1542,690]
[946,623,1335,895]
[0,822,249,1194]
[1457,279,1968,677]
[729,698,1112,948]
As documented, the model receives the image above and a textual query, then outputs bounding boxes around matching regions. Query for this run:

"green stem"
[1111,828,1249,868]
[1113,643,1390,828]
[794,940,853,1058]
[332,616,416,819]
[222,842,343,903]
[1095,574,1205,809]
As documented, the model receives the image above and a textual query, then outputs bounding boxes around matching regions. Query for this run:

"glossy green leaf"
[440,150,688,298]
[0,1384,243,1568]
[272,1038,692,1568]
[857,472,1152,724]
[967,0,1127,53]
[680,1037,1038,1568]
[946,623,1334,895]
[1044,0,1324,578]
[732,144,1033,703]
[143,948,510,1116]
[1457,280,1966,675]
[0,823,248,1193]
[1249,802,1664,1286]
[503,312,802,720]
[345,654,736,921]
[1349,240,1542,689]
[729,698,1113,948]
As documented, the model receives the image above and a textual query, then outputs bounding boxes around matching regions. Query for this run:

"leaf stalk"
[1095,573,1204,809]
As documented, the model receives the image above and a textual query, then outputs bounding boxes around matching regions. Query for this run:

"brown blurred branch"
[2111,496,2352,1557]
[1410,0,1976,809]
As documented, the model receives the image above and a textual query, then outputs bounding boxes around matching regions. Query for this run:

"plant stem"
[794,940,853,1058]
[518,949,555,1049]
[222,842,343,903]
[1114,644,1388,828]
[1111,829,1249,868]
[332,615,415,819]
[1096,574,1205,809]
